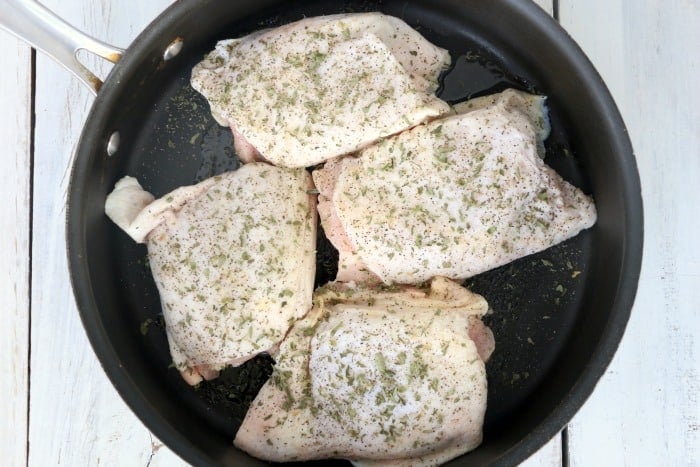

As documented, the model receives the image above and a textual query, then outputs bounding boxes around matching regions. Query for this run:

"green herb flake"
[434,145,454,163]
[279,288,294,298]
[375,352,387,373]
[140,318,153,336]
[395,351,406,365]
[441,341,450,355]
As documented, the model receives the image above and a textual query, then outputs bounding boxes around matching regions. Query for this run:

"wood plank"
[28,0,186,465]
[560,1,700,465]
[532,0,554,15]
[520,435,562,467]
[0,32,31,467]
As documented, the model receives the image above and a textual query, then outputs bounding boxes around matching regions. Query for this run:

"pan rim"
[66,0,643,465]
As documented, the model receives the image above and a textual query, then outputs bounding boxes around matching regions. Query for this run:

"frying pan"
[1,0,643,465]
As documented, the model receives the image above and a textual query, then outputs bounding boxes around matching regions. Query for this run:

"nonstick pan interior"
[67,0,642,465]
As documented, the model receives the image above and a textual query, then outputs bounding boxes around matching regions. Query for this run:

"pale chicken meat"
[105,163,316,384]
[235,277,493,466]
[314,89,597,284]
[191,13,451,168]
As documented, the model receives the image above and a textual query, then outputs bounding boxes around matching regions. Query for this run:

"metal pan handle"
[0,0,123,94]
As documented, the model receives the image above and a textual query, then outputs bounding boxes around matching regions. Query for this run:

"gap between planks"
[0,34,31,467]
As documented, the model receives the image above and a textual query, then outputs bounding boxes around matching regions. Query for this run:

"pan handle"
[0,0,123,94]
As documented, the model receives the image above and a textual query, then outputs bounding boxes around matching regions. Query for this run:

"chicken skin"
[191,13,451,168]
[313,89,596,284]
[235,277,493,466]
[105,163,316,384]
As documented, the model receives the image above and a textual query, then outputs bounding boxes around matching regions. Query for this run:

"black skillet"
[4,0,643,465]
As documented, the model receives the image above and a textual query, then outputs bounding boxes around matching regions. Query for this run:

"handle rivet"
[107,131,120,156]
[163,37,184,61]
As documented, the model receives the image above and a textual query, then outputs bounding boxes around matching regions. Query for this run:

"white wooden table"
[1,0,698,465]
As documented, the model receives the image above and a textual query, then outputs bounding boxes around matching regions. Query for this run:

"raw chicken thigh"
[235,277,493,466]
[105,163,316,384]
[314,89,597,284]
[191,13,451,168]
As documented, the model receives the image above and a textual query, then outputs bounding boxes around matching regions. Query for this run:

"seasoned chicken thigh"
[314,89,596,284]
[235,277,493,466]
[191,13,451,168]
[105,163,316,384]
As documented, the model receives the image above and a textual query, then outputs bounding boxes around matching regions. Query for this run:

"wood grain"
[521,436,562,467]
[0,33,31,467]
[28,0,186,465]
[560,0,700,465]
